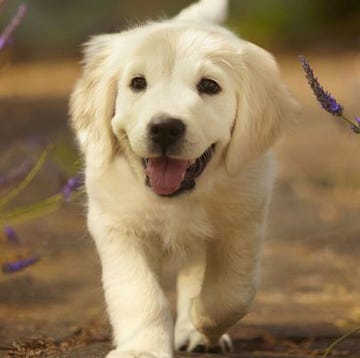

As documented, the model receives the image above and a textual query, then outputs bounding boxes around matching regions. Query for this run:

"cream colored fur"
[69,0,297,357]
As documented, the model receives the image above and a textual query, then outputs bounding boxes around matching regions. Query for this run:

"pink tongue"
[146,157,189,195]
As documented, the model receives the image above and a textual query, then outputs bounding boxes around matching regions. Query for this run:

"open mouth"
[144,144,215,197]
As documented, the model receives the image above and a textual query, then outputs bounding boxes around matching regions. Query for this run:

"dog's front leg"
[90,218,173,358]
[190,224,263,347]
[175,250,205,351]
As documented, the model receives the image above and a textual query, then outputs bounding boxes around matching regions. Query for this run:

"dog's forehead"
[129,23,235,64]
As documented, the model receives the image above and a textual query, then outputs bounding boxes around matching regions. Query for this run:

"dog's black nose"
[149,117,186,152]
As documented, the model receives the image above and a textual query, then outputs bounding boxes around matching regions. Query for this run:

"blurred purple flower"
[62,174,84,200]
[3,225,19,243]
[2,256,39,274]
[0,3,27,51]
[299,56,343,116]
[0,160,32,188]
[352,117,360,134]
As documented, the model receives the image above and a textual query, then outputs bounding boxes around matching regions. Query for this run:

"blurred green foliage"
[52,134,81,177]
[2,0,359,60]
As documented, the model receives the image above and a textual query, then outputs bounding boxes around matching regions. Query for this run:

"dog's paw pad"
[175,330,233,353]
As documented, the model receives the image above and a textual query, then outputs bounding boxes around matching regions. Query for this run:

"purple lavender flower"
[3,226,19,243]
[62,174,84,200]
[0,3,27,51]
[300,56,360,134]
[2,256,39,274]
[299,56,343,116]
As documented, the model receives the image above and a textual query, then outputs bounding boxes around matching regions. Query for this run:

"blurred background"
[0,1,359,356]
[2,0,360,60]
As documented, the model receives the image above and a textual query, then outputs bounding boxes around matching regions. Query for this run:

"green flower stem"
[0,145,52,209]
[341,115,359,129]
[0,191,83,226]
[323,327,360,358]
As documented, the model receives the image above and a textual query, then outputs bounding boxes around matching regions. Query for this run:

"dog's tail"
[174,0,228,25]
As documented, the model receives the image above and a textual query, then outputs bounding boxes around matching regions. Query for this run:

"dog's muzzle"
[144,144,215,197]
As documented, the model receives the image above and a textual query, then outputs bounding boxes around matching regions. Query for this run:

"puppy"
[70,0,297,357]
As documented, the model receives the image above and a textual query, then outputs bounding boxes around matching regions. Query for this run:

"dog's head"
[70,4,297,197]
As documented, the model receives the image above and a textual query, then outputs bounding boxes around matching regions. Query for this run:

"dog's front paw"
[106,350,163,358]
[175,320,233,353]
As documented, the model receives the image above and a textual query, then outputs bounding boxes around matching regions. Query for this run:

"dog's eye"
[197,78,221,95]
[130,76,147,92]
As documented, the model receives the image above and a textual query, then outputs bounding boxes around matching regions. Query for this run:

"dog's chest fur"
[86,157,215,250]
[86,154,273,253]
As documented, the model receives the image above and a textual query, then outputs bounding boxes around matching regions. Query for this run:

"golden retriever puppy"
[70,0,297,357]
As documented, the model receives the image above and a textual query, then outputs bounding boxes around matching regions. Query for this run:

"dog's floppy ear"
[69,34,120,166]
[225,43,298,176]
